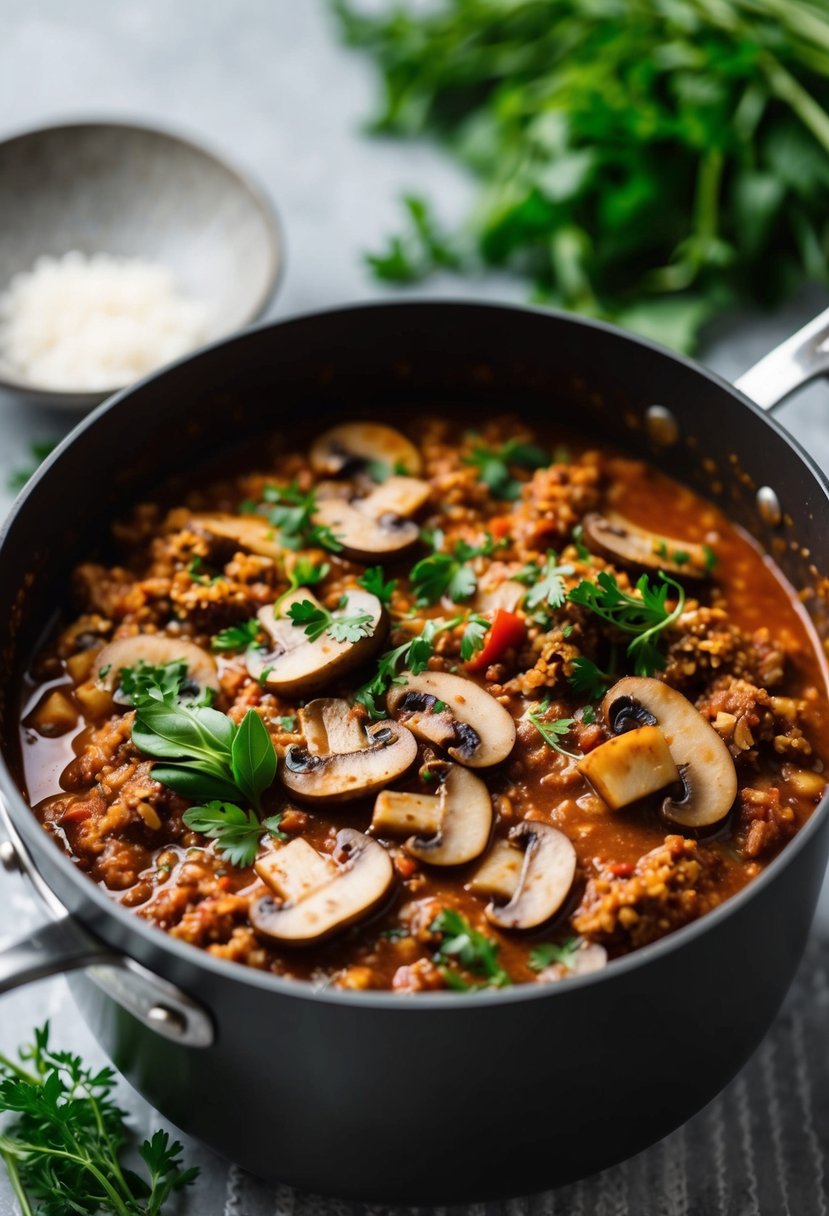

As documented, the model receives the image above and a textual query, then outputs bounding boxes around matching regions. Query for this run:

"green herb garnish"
[358,565,397,604]
[287,597,375,644]
[261,482,342,552]
[515,550,574,610]
[354,616,459,716]
[211,618,263,653]
[460,613,490,661]
[366,193,462,282]
[568,656,611,701]
[527,700,579,759]
[6,440,58,494]
[181,802,286,868]
[410,533,502,605]
[529,936,582,973]
[274,557,330,614]
[703,543,718,573]
[569,570,685,675]
[464,438,548,500]
[118,659,189,706]
[0,1022,198,1214]
[431,908,511,990]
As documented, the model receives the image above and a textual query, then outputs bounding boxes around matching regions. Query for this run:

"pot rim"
[3,297,827,1010]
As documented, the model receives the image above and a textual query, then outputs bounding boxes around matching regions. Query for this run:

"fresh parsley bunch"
[338,0,829,352]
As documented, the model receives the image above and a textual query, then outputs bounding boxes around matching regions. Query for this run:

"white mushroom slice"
[601,676,738,829]
[371,763,493,866]
[537,941,608,983]
[191,512,281,559]
[281,697,417,803]
[255,838,336,903]
[581,512,711,580]
[484,822,577,931]
[386,671,516,768]
[96,635,219,706]
[359,476,432,519]
[577,725,680,812]
[246,588,387,698]
[250,828,394,945]
[467,838,525,901]
[310,422,422,478]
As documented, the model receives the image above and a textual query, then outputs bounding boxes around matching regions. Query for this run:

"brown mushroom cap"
[371,762,493,866]
[483,822,577,931]
[601,676,738,829]
[386,671,516,768]
[581,511,712,580]
[281,696,417,803]
[246,589,387,698]
[312,476,431,562]
[310,422,422,478]
[191,512,282,560]
[96,635,218,706]
[250,829,394,945]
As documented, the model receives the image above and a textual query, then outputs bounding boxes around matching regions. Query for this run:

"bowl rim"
[0,115,284,406]
[2,296,827,1011]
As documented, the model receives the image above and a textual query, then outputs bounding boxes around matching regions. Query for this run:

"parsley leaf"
[354,616,459,716]
[366,194,462,282]
[410,532,503,605]
[460,613,490,661]
[287,597,375,644]
[465,438,548,500]
[527,700,580,759]
[118,659,189,706]
[0,1023,198,1213]
[211,618,262,653]
[568,656,611,700]
[529,936,582,972]
[431,908,511,990]
[358,565,397,604]
[182,801,286,867]
[703,543,718,573]
[260,482,342,552]
[515,550,574,610]
[568,570,685,676]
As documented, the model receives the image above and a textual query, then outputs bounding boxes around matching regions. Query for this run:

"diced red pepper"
[610,862,634,878]
[488,516,513,539]
[466,609,527,673]
[61,804,92,825]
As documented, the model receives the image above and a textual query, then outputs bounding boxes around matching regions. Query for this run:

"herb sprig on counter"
[0,1023,198,1215]
[6,439,58,494]
[569,571,685,676]
[337,0,829,353]
[431,908,511,990]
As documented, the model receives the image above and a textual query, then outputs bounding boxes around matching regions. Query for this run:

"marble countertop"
[2,3,829,1212]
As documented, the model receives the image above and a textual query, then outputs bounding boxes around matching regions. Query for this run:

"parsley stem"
[0,1139,135,1215]
[0,1052,36,1085]
[0,1147,34,1216]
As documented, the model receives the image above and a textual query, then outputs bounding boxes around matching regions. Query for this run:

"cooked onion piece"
[250,830,394,945]
[387,671,516,768]
[601,676,738,829]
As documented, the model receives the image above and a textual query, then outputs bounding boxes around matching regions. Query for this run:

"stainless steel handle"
[0,813,213,1048]
[734,305,829,411]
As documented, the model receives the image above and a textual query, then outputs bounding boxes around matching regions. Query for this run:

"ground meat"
[510,459,602,556]
[573,834,723,951]
[665,608,786,692]
[697,678,813,762]
[736,786,797,859]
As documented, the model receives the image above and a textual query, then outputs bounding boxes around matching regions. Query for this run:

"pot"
[1,301,828,1203]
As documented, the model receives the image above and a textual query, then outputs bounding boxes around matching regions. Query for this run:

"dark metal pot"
[1,301,829,1204]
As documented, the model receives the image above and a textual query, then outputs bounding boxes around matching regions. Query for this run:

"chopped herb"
[274,556,330,614]
[354,616,460,716]
[380,926,410,941]
[366,193,462,282]
[278,714,297,731]
[527,700,580,759]
[581,704,596,725]
[410,532,503,606]
[97,663,112,679]
[515,550,574,610]
[703,543,718,573]
[258,665,275,686]
[569,570,685,676]
[182,802,286,868]
[432,699,447,713]
[261,482,342,552]
[186,555,222,585]
[465,438,548,500]
[568,656,611,700]
[529,936,582,972]
[211,618,262,653]
[118,659,188,706]
[653,540,690,566]
[571,524,590,562]
[460,613,490,661]
[358,565,397,604]
[0,1024,198,1214]
[287,597,375,644]
[6,439,58,493]
[431,908,511,990]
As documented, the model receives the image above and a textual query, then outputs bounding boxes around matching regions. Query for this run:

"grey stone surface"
[1,2,829,1212]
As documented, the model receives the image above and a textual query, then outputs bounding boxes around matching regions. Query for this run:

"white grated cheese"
[0,251,209,392]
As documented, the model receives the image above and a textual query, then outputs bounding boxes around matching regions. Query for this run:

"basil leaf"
[230,710,277,813]
[150,764,242,805]
[132,702,235,766]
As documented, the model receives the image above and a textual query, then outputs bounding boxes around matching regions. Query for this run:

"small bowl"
[0,120,282,410]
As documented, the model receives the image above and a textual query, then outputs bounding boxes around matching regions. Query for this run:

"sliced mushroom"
[371,762,493,866]
[313,476,431,562]
[578,725,680,812]
[602,676,738,829]
[96,635,219,706]
[281,696,417,803]
[467,838,525,900]
[310,422,422,478]
[483,822,577,931]
[581,512,711,580]
[246,588,387,697]
[191,512,281,560]
[536,941,608,982]
[250,829,394,945]
[386,671,516,768]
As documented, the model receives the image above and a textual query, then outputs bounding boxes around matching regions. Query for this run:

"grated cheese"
[0,251,209,392]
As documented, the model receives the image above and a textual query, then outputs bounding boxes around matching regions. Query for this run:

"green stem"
[0,1148,34,1216]
[760,50,829,155]
[0,1053,38,1086]
[84,1086,134,1204]
[694,149,723,243]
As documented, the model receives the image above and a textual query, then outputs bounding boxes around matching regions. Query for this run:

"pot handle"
[734,305,829,411]
[0,915,114,995]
